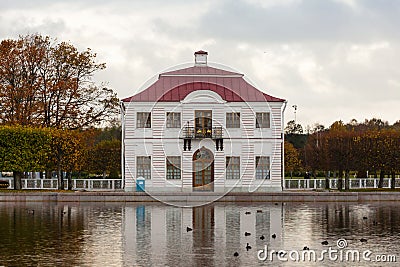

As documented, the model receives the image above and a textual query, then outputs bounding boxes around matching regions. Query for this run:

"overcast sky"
[1,0,399,127]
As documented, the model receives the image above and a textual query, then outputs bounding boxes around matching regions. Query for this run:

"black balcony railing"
[182,127,223,139]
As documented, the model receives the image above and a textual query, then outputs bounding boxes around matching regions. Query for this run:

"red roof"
[162,65,240,76]
[122,65,285,103]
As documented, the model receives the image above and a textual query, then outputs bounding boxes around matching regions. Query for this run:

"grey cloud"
[0,0,399,126]
[195,0,400,42]
[0,16,67,41]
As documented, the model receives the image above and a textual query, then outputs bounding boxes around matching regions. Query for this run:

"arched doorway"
[192,147,214,191]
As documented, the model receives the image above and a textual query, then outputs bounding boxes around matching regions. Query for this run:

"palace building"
[121,51,286,192]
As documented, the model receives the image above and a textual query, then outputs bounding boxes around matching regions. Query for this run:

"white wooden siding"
[182,150,192,190]
[125,110,135,138]
[241,143,254,187]
[271,106,282,139]
[214,150,225,187]
[213,106,224,128]
[182,106,194,127]
[152,107,165,138]
[124,144,136,189]
[152,143,165,187]
[241,107,254,138]
[270,142,282,186]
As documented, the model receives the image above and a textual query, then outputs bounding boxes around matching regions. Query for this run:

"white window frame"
[255,156,270,179]
[137,112,151,128]
[256,112,270,128]
[166,112,181,128]
[226,112,240,128]
[166,156,181,179]
[226,156,240,179]
[137,156,151,179]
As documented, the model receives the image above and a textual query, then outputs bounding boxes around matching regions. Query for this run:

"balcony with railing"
[181,126,223,151]
[181,127,223,139]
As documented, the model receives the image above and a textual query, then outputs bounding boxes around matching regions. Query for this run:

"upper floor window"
[137,112,151,128]
[255,156,270,179]
[166,156,181,179]
[256,112,270,128]
[226,112,240,128]
[226,156,240,179]
[195,110,212,138]
[137,156,151,179]
[166,112,181,128]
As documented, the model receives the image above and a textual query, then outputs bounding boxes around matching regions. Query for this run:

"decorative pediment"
[181,90,226,104]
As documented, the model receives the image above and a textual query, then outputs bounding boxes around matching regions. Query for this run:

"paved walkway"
[1,191,400,203]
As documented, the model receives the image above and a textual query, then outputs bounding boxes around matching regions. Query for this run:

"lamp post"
[292,105,297,124]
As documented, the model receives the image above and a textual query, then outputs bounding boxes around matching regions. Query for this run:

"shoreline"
[1,191,400,203]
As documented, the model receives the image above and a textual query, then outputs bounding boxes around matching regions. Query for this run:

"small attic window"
[194,50,208,66]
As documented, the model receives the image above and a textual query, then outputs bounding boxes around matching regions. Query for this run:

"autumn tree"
[87,139,121,178]
[285,120,308,151]
[311,123,325,133]
[303,123,328,178]
[305,121,347,189]
[48,129,85,190]
[284,141,302,178]
[0,34,118,187]
[302,118,400,190]
[374,129,399,188]
[392,120,400,130]
[285,120,303,134]
[0,37,42,125]
[0,34,118,128]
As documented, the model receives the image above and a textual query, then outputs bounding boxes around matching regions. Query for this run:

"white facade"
[121,52,286,193]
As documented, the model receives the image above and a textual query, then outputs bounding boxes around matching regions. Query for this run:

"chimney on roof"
[194,50,208,66]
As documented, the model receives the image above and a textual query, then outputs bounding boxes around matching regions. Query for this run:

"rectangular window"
[137,112,151,128]
[137,156,151,179]
[195,110,212,138]
[255,156,270,179]
[256,112,270,128]
[166,156,181,179]
[166,112,181,128]
[226,112,240,128]
[226,156,240,179]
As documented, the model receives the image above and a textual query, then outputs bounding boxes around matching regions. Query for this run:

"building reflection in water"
[122,203,283,266]
[193,205,215,266]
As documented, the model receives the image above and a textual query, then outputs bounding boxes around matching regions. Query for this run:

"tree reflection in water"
[0,203,86,266]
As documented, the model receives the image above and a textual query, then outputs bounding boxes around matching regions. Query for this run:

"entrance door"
[192,147,214,191]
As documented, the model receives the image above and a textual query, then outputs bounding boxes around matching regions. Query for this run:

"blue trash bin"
[136,178,145,192]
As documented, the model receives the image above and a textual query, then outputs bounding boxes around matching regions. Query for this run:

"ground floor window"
[166,156,181,179]
[137,156,151,179]
[226,156,240,179]
[255,156,270,179]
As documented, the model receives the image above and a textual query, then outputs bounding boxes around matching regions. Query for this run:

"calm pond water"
[0,202,399,266]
